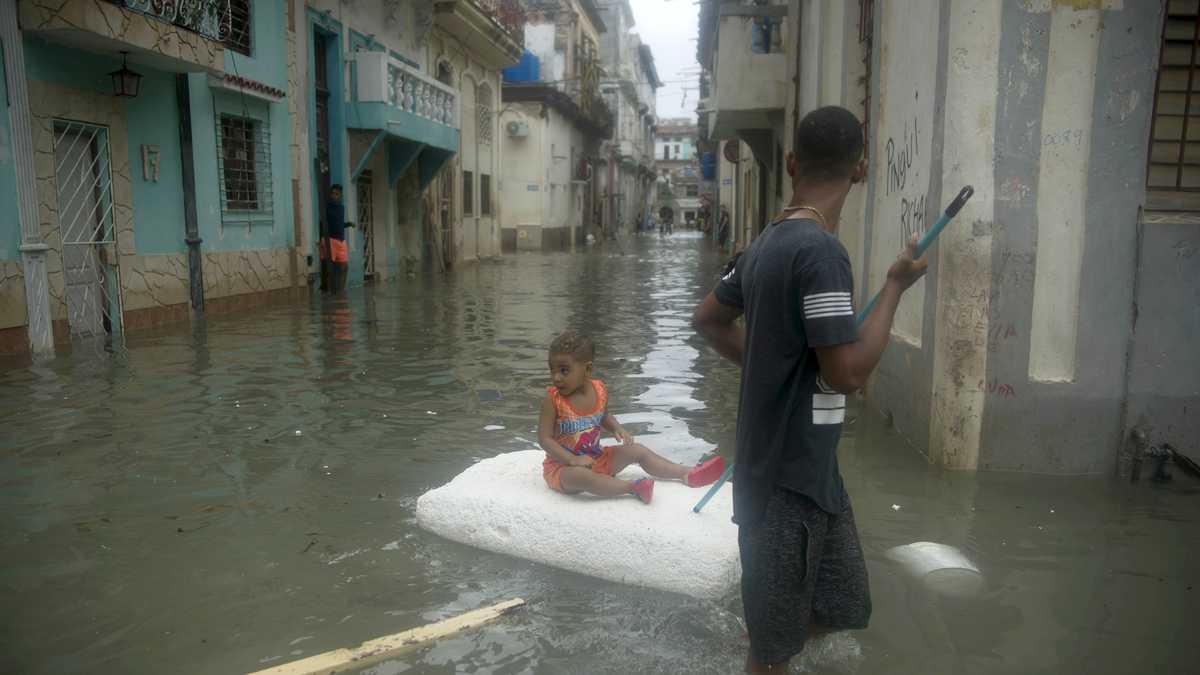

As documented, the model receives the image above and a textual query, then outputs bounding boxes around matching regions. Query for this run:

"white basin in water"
[885,541,983,597]
[416,449,740,600]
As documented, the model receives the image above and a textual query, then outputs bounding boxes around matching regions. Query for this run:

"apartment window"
[216,113,271,215]
[480,174,492,215]
[1148,6,1200,193]
[227,0,252,56]
[663,146,671,160]
[463,170,474,216]
[674,144,681,156]
[686,184,699,197]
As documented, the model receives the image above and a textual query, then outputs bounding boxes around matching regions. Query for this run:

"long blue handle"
[691,186,975,514]
[855,186,974,324]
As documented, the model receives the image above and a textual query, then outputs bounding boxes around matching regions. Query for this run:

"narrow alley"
[2,235,1197,674]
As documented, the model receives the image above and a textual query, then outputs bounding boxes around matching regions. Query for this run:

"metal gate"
[357,170,375,278]
[53,120,122,340]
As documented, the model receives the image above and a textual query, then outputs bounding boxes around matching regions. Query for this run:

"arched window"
[476,83,494,146]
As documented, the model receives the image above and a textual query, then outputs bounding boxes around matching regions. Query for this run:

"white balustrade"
[355,51,458,130]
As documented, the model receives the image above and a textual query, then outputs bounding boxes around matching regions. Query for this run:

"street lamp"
[109,51,142,98]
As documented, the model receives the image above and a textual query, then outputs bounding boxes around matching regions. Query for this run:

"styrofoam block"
[416,450,740,600]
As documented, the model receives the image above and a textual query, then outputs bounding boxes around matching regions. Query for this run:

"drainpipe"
[176,74,205,318]
[2,4,53,355]
[608,144,616,237]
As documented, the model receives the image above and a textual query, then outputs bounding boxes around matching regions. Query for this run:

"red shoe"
[686,456,726,488]
[631,478,654,504]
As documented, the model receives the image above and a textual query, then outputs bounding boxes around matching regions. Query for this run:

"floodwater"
[2,233,1198,675]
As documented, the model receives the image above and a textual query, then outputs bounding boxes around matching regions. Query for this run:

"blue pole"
[691,186,975,514]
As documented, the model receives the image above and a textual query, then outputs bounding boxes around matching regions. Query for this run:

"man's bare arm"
[692,292,745,366]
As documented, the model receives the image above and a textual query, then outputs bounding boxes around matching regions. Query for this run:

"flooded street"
[2,234,1198,675]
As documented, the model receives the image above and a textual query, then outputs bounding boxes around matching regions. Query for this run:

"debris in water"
[382,541,400,551]
[891,504,902,511]
[294,430,303,436]
[427,411,438,415]
[484,425,505,431]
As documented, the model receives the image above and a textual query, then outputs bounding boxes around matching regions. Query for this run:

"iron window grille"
[357,171,376,277]
[463,170,474,216]
[227,0,252,56]
[480,174,492,216]
[216,113,273,223]
[477,104,493,145]
[1148,5,1200,191]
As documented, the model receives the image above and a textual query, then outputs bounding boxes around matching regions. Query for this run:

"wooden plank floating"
[247,598,526,675]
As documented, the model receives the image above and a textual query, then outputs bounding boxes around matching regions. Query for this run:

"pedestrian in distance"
[692,106,928,673]
[319,184,354,293]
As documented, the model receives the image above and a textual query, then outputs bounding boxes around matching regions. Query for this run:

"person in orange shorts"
[319,184,353,292]
[537,329,725,503]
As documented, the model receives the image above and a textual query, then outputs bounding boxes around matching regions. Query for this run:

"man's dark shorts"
[738,486,872,666]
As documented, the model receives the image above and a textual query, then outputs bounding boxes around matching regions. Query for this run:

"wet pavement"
[2,233,1198,675]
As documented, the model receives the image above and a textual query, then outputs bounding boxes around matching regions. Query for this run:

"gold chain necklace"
[775,204,829,230]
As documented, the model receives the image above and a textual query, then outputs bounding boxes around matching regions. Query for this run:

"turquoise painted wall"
[189,0,293,253]
[0,39,21,261]
[23,38,187,256]
[224,0,288,91]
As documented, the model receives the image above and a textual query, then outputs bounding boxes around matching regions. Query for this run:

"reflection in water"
[1,235,1198,675]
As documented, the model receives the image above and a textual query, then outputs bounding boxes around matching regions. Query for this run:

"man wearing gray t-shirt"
[693,106,927,673]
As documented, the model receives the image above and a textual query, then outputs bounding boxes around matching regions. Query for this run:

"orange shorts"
[543,446,618,493]
[319,237,348,263]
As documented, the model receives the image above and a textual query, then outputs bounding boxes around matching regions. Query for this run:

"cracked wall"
[202,247,294,300]
[19,0,224,74]
[0,261,26,330]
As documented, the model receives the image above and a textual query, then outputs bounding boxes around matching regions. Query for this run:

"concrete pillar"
[1,1,53,355]
[927,0,1002,470]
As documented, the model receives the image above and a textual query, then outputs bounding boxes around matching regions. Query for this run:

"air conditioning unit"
[506,120,529,138]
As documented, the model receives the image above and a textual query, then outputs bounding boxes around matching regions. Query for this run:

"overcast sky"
[628,0,700,121]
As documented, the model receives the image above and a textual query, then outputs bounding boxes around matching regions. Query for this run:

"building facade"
[700,0,1198,472]
[697,0,787,249]
[655,118,702,225]
[2,0,298,356]
[429,0,524,264]
[595,0,660,235]
[498,0,612,251]
[297,0,521,280]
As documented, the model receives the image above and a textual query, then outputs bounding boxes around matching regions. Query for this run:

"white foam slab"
[416,450,740,600]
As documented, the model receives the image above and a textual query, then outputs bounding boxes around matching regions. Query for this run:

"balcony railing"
[473,0,526,46]
[105,0,231,43]
[356,52,459,130]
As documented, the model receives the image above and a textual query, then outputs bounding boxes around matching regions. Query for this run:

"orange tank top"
[547,379,608,459]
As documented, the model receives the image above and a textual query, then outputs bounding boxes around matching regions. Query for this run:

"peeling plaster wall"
[785,1,1161,473]
[497,103,586,250]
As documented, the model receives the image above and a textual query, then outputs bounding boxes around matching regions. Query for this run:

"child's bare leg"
[611,443,689,480]
[559,466,636,496]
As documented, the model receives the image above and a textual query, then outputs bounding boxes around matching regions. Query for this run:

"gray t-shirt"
[714,218,858,524]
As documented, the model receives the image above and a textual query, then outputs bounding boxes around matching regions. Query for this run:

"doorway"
[54,120,119,338]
